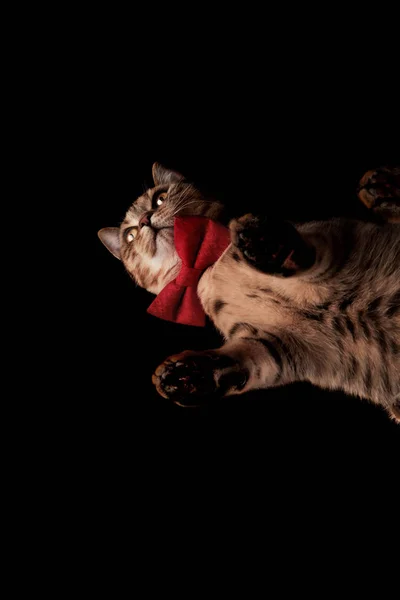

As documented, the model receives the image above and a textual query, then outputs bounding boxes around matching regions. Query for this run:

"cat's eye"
[124,226,138,243]
[155,192,167,207]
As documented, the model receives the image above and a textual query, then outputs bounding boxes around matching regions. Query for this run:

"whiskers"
[170,199,211,217]
[162,186,219,221]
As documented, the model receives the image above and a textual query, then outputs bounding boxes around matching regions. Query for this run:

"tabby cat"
[98,163,400,423]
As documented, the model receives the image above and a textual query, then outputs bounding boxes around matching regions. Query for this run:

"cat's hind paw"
[152,350,247,407]
[358,166,400,222]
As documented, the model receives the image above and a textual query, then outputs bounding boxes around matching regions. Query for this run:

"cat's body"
[199,217,399,413]
[98,163,400,423]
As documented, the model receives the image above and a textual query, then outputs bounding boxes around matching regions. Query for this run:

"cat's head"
[98,163,224,294]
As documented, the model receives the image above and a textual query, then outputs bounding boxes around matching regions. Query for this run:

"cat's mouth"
[143,223,175,247]
[152,226,174,240]
[140,224,173,237]
[142,222,174,233]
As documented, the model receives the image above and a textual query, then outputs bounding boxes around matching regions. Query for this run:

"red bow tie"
[147,216,231,326]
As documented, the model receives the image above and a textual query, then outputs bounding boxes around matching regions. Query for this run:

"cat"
[98,163,400,424]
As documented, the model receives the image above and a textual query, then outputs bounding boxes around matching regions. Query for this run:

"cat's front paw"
[358,166,400,222]
[152,350,248,407]
[230,214,314,275]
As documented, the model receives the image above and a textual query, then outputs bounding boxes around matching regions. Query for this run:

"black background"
[14,15,400,584]
[65,87,399,553]
[33,33,397,513]
[85,85,399,457]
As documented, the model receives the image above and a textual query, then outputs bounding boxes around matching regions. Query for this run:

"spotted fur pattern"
[98,163,400,423]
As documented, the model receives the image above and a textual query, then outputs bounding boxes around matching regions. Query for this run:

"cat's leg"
[357,166,400,223]
[152,336,296,406]
[230,214,316,276]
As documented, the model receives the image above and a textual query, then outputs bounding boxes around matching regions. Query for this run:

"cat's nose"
[139,211,154,229]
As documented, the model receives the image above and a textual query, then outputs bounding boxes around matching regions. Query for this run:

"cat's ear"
[98,227,121,260]
[152,162,185,186]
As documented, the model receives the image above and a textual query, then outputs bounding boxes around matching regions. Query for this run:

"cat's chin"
[155,226,175,244]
